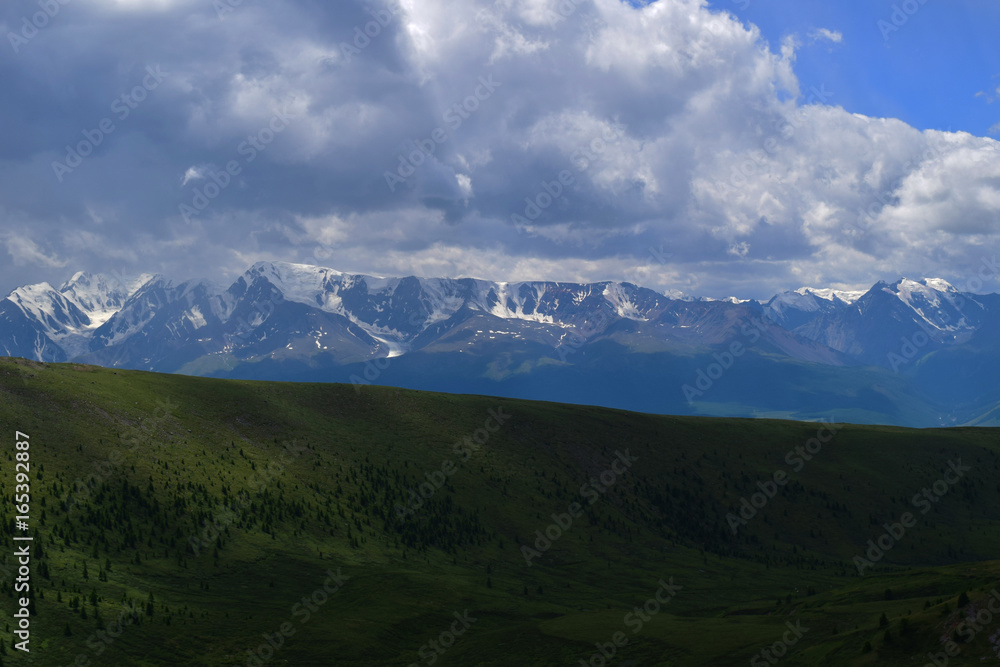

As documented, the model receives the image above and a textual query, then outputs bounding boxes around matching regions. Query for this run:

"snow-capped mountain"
[3,262,1000,427]
[0,271,156,360]
[776,278,990,365]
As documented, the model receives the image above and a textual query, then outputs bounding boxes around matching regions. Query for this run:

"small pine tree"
[879,613,889,628]
[957,591,970,608]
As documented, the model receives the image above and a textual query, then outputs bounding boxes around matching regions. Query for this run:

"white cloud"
[809,28,843,44]
[181,167,204,186]
[4,235,68,269]
[2,0,1000,301]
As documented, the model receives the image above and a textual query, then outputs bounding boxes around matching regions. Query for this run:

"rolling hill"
[1,358,1000,665]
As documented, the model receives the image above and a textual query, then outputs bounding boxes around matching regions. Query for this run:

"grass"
[1,357,999,665]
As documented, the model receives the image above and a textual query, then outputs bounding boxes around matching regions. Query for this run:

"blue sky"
[0,0,998,300]
[715,0,1000,136]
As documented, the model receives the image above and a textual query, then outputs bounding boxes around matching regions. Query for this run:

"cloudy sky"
[1,0,999,299]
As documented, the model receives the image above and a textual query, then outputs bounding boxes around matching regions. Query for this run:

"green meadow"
[1,357,999,665]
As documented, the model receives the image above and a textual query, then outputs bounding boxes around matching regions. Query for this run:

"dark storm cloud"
[1,0,999,300]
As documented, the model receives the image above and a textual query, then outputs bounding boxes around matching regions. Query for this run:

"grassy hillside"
[1,357,1000,665]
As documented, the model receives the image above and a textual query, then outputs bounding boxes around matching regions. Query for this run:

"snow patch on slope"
[603,282,647,319]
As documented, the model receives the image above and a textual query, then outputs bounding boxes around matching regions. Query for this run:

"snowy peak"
[792,287,866,304]
[884,277,957,303]
[247,261,345,288]
[878,277,971,333]
[57,271,157,330]
[243,261,357,313]
[2,271,163,357]
[7,282,89,332]
[241,266,668,338]
[2,264,995,373]
[764,287,851,328]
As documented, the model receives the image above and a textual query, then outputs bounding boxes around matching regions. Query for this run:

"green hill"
[1,357,1000,665]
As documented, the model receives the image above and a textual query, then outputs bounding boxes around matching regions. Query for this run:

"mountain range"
[3,260,1000,427]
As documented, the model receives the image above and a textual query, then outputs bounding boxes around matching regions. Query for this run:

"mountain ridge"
[3,261,999,427]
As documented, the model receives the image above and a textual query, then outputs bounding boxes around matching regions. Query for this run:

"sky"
[0,0,998,300]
